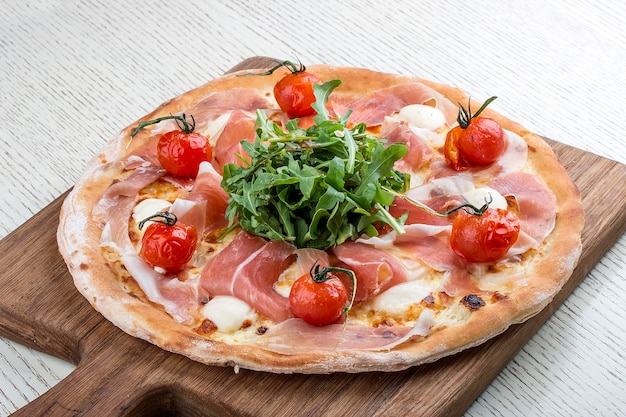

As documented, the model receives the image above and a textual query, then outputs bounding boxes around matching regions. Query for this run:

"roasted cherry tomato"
[289,264,353,326]
[450,207,520,263]
[138,212,198,274]
[269,61,322,118]
[444,96,506,171]
[129,113,212,177]
[158,129,212,177]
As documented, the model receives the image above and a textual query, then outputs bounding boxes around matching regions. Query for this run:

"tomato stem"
[238,59,306,77]
[457,96,497,128]
[129,113,196,139]
[137,211,177,230]
[309,262,357,319]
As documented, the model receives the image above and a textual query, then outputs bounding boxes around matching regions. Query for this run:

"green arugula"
[221,80,409,250]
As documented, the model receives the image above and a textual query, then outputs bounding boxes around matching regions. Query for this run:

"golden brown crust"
[57,65,584,373]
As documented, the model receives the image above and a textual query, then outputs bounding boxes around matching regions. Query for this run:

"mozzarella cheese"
[366,281,432,315]
[201,296,258,333]
[461,187,508,211]
[396,104,446,131]
[131,198,171,238]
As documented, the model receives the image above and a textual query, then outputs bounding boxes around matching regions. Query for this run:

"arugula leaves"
[221,80,409,250]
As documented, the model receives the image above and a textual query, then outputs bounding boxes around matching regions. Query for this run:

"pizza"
[57,61,584,373]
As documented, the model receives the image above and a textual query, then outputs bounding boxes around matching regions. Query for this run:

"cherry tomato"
[274,67,322,118]
[158,130,212,177]
[289,267,349,326]
[129,113,212,178]
[444,96,506,171]
[450,208,520,263]
[139,212,198,273]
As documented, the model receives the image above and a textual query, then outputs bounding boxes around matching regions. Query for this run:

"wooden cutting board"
[1,57,625,417]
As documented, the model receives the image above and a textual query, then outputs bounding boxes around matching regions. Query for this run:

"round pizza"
[57,62,584,373]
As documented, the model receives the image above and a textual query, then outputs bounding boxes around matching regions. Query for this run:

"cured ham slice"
[390,195,459,227]
[187,88,269,132]
[331,241,409,302]
[489,172,557,251]
[187,161,230,233]
[95,166,201,323]
[169,198,207,237]
[200,231,296,322]
[379,118,433,171]
[330,83,458,126]
[93,166,166,231]
[389,174,474,226]
[117,251,199,323]
[212,110,257,172]
[258,309,434,353]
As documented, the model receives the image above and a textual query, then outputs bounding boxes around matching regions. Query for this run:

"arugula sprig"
[221,80,409,250]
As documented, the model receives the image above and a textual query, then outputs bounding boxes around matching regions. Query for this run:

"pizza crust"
[58,65,584,373]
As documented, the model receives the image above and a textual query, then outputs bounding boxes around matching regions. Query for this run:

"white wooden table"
[1,1,624,415]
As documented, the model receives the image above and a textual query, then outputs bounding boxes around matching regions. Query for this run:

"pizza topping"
[274,248,330,297]
[274,66,323,118]
[462,187,508,211]
[460,294,485,311]
[444,97,506,171]
[244,60,323,118]
[94,166,166,239]
[222,80,409,249]
[194,88,269,118]
[131,198,171,238]
[211,110,257,172]
[395,104,447,131]
[138,212,198,274]
[200,295,258,332]
[489,172,557,253]
[288,263,355,326]
[199,231,296,322]
[129,114,213,178]
[331,83,458,126]
[450,207,520,263]
[332,241,409,302]
[186,162,230,234]
[363,281,432,317]
[258,309,435,353]
[379,118,434,171]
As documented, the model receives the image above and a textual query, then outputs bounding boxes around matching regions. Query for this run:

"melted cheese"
[201,296,258,333]
[461,187,508,211]
[366,281,432,315]
[396,104,446,131]
[131,198,170,238]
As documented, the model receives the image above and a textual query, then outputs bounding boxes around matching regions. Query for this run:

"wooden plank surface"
[0,57,624,416]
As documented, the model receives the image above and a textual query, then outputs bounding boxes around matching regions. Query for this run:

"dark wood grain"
[1,57,624,417]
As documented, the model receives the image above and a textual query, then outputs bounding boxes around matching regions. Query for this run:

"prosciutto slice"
[258,309,434,353]
[187,88,269,132]
[331,241,409,302]
[200,231,296,322]
[187,161,230,233]
[330,83,458,126]
[212,110,257,172]
[489,172,557,252]
[95,166,201,323]
[379,118,433,171]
